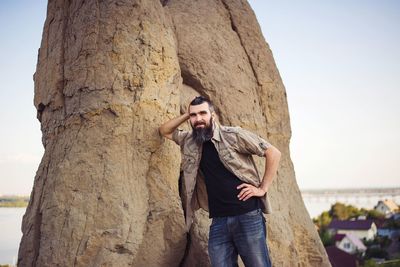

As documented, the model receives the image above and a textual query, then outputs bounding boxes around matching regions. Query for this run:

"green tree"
[320,229,334,247]
[313,211,332,230]
[367,209,385,219]
[329,202,363,220]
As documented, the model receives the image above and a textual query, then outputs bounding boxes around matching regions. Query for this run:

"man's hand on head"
[237,183,267,201]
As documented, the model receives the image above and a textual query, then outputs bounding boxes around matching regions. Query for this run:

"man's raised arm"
[159,113,190,140]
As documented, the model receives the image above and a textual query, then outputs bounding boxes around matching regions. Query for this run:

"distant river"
[0,207,25,265]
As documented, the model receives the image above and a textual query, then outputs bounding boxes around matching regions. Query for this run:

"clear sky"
[249,0,400,190]
[0,0,47,196]
[0,1,399,195]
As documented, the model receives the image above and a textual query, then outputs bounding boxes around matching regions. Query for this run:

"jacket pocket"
[219,148,261,186]
[219,148,243,172]
[182,154,196,173]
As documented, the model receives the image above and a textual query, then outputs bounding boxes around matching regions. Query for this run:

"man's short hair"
[190,96,214,112]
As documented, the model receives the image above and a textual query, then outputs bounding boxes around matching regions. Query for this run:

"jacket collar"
[211,121,221,142]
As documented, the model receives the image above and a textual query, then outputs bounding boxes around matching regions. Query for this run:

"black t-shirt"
[200,140,259,218]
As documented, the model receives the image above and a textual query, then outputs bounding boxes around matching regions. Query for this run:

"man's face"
[189,102,214,145]
[189,102,212,129]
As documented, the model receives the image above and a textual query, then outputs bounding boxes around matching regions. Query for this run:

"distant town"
[0,196,29,208]
[314,199,400,267]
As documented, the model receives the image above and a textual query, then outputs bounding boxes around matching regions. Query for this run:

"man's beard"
[192,117,214,146]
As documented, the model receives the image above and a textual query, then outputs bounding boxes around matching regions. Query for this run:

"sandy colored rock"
[19,0,330,266]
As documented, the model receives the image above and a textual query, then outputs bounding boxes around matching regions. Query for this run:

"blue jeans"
[208,208,272,267]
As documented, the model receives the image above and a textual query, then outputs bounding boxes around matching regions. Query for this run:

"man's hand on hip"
[237,183,266,201]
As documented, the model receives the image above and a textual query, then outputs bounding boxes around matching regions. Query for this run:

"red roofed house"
[326,246,358,267]
[328,219,377,241]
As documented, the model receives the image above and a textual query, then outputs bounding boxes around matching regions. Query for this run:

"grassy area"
[0,196,29,208]
[363,259,400,267]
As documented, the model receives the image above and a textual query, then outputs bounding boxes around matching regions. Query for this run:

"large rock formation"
[19,0,330,266]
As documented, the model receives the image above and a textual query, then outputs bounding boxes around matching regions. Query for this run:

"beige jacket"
[172,123,273,231]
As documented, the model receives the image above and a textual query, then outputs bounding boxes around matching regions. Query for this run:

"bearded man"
[159,96,281,267]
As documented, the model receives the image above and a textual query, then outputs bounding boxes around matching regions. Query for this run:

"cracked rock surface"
[18,0,330,266]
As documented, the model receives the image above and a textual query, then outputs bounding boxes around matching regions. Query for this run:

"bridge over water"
[300,187,400,204]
